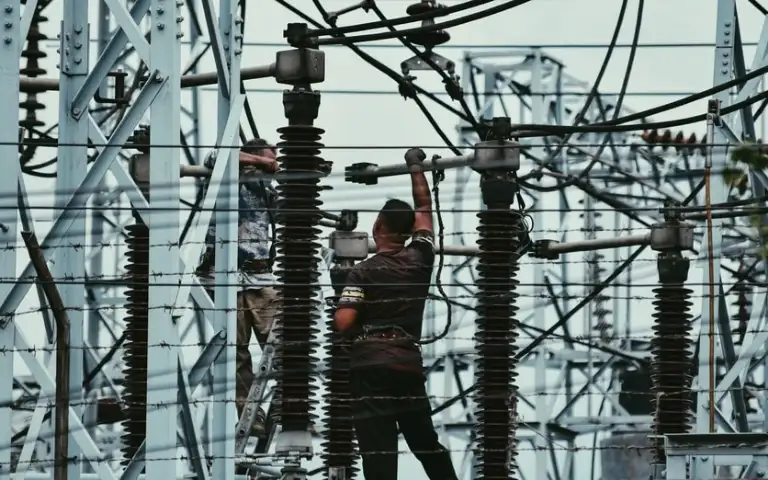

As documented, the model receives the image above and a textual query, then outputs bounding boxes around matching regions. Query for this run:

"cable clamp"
[430,154,445,185]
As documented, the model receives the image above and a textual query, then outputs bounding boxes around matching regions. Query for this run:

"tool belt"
[354,326,412,343]
[196,249,271,275]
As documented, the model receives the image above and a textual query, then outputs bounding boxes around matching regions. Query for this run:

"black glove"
[404,147,427,168]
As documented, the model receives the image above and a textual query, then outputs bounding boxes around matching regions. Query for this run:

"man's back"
[346,231,435,374]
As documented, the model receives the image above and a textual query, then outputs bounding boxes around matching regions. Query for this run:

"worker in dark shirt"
[334,148,458,480]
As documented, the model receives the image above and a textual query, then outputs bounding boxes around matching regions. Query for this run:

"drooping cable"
[313,0,534,46]
[418,156,451,345]
[538,0,631,171]
[309,0,498,37]
[367,1,481,131]
[276,0,768,138]
[277,0,474,124]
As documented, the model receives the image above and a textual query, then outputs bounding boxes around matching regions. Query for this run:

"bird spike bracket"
[400,1,455,76]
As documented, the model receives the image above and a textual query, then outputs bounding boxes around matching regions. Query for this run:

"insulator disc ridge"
[321,294,359,478]
[120,222,150,467]
[473,209,521,479]
[650,282,694,464]
[274,124,325,432]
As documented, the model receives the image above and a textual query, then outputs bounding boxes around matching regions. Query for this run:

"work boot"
[250,406,267,437]
[236,404,267,438]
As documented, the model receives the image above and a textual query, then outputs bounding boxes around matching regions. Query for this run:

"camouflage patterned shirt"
[197,156,277,290]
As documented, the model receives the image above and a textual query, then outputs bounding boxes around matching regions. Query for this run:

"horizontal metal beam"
[19,63,276,92]
[348,154,475,182]
[542,233,651,255]
[367,240,478,256]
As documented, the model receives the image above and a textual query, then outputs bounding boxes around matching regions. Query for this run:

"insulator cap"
[344,162,378,185]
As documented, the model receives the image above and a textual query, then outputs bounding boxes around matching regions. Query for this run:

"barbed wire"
[0,259,743,283]
[0,289,755,305]
[0,229,749,252]
[8,141,751,149]
[6,387,763,411]
[8,334,767,355]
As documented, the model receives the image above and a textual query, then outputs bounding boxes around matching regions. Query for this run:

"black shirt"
[337,230,436,374]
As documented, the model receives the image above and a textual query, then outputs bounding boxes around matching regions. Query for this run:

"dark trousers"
[351,368,458,480]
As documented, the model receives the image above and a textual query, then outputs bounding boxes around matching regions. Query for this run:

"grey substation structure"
[0,0,767,479]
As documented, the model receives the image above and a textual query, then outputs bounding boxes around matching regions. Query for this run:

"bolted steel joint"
[650,219,694,253]
[329,230,369,261]
[275,47,325,86]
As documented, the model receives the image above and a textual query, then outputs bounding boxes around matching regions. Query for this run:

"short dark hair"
[241,138,275,156]
[379,199,415,237]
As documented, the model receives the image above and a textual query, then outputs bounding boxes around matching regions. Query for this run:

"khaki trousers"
[206,286,280,415]
[235,287,280,415]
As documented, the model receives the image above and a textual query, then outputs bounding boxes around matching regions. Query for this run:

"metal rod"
[367,239,478,256]
[545,233,650,255]
[21,231,70,480]
[19,63,277,93]
[353,154,476,179]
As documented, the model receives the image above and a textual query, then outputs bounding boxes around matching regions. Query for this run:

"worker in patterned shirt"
[196,138,279,437]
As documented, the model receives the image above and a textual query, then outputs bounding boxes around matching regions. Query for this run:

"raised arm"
[202,150,278,173]
[405,148,433,235]
[238,151,278,173]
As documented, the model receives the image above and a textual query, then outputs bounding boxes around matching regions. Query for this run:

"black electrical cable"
[524,0,644,191]
[513,87,768,138]
[278,0,768,140]
[419,159,451,345]
[368,1,481,131]
[313,0,534,46]
[558,62,768,131]
[308,0,497,38]
[550,0,628,142]
[749,0,768,15]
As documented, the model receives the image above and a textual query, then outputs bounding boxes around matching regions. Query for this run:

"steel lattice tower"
[0,1,766,479]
